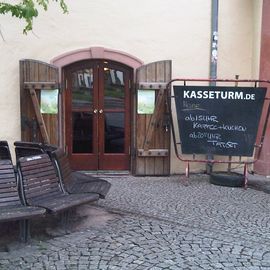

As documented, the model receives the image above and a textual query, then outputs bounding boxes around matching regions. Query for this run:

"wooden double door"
[65,60,131,171]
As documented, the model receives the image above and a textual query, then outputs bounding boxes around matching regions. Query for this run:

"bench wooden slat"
[25,185,59,198]
[0,163,15,169]
[0,190,18,197]
[24,178,59,188]
[0,161,21,206]
[0,179,17,185]
[0,168,14,175]
[23,173,59,183]
[0,205,45,222]
[28,191,60,202]
[19,160,53,170]
[0,174,18,180]
[24,181,60,199]
[25,182,59,194]
[0,201,20,207]
[0,190,17,197]
[0,183,17,190]
[23,170,56,179]
[27,191,60,203]
[0,195,21,203]
[32,193,99,212]
[0,154,46,242]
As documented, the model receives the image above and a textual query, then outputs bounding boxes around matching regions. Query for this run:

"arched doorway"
[20,51,171,175]
[51,47,143,171]
[64,60,132,170]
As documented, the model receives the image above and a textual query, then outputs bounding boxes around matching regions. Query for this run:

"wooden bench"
[0,159,46,242]
[50,148,111,199]
[14,141,111,199]
[17,154,99,214]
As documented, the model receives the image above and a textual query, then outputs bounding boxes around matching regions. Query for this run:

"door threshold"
[79,170,130,176]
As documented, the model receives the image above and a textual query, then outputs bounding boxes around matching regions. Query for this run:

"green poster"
[137,89,155,114]
[40,89,59,114]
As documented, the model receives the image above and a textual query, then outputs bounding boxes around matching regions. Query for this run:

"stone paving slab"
[247,173,270,194]
[99,174,270,241]
[0,174,270,269]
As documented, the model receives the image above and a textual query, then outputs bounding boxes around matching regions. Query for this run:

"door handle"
[99,109,103,114]
[93,109,98,114]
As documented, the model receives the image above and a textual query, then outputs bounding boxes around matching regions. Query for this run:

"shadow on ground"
[0,204,118,252]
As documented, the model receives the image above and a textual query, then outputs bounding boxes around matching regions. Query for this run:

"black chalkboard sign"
[174,86,266,156]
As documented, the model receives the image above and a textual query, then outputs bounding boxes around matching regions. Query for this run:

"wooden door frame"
[51,47,143,172]
[63,59,134,171]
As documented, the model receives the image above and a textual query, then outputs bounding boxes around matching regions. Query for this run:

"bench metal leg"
[60,210,71,233]
[19,219,30,243]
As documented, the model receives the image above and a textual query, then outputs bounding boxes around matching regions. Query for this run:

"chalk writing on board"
[187,113,245,150]
[182,101,205,111]
[189,132,221,140]
[184,114,218,123]
[207,140,238,149]
[192,122,247,132]
[173,85,267,156]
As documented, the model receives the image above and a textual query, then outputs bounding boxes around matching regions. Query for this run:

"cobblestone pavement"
[1,174,270,269]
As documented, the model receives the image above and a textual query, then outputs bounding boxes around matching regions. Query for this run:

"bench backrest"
[0,141,12,161]
[18,154,63,204]
[14,141,45,160]
[0,160,21,207]
[51,148,73,186]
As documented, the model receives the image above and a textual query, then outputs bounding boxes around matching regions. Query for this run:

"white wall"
[252,0,263,79]
[218,0,262,80]
[0,0,262,173]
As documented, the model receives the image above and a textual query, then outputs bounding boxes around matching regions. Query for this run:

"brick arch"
[51,47,144,77]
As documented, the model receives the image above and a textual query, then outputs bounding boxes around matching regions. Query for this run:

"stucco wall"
[218,0,254,79]
[252,0,263,79]
[0,0,262,173]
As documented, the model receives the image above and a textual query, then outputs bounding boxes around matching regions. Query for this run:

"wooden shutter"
[19,59,60,145]
[134,60,171,175]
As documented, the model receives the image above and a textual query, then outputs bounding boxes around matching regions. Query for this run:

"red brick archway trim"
[51,46,144,76]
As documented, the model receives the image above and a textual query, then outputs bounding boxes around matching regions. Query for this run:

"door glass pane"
[72,112,93,153]
[104,112,124,153]
[72,69,93,110]
[104,68,125,109]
